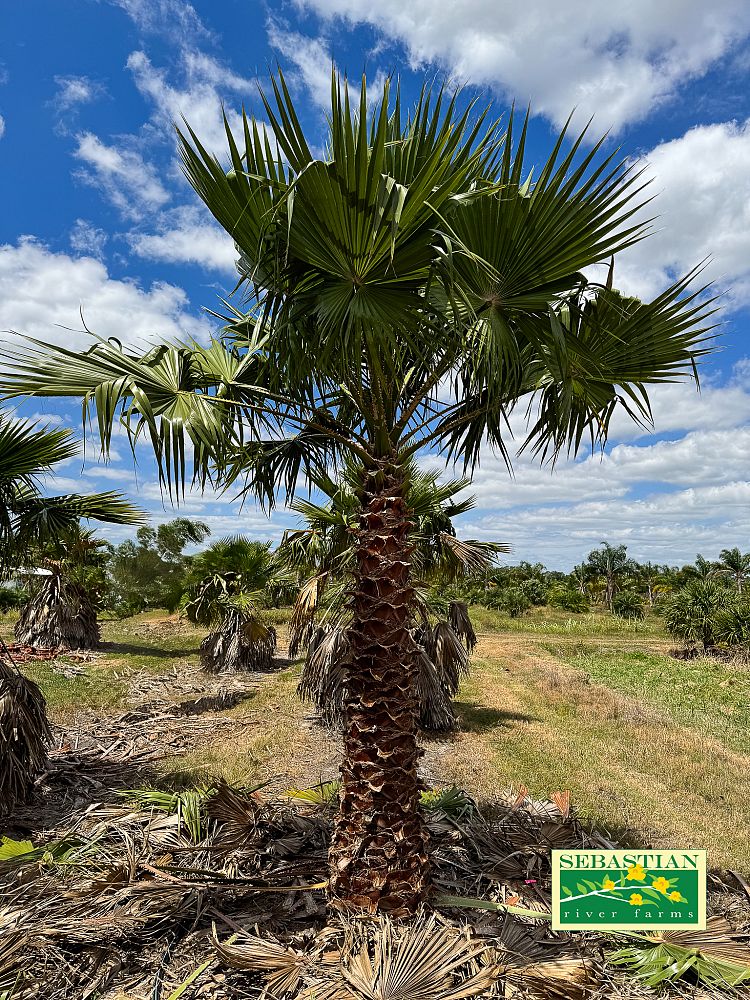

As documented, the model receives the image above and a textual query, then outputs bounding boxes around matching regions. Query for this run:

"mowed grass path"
[5,606,749,871]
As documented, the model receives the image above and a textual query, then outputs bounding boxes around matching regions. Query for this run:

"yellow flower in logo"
[652,877,670,893]
[602,877,616,890]
[669,891,682,902]
[626,863,647,881]
[629,893,643,906]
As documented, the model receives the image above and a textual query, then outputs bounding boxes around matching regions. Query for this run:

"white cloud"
[70,219,109,260]
[268,21,389,111]
[128,205,237,273]
[53,75,107,112]
[593,118,750,307]
[112,0,212,40]
[0,237,210,352]
[295,0,750,132]
[0,114,5,140]
[73,131,171,220]
[126,48,255,155]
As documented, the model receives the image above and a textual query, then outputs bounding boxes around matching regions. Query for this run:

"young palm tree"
[280,461,507,729]
[717,547,750,594]
[183,536,293,672]
[0,73,714,913]
[585,542,635,609]
[0,413,142,811]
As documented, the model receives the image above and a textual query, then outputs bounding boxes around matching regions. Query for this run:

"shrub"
[713,604,750,649]
[612,591,645,620]
[549,587,590,613]
[663,580,737,651]
[0,587,27,614]
[520,578,548,605]
[485,586,531,617]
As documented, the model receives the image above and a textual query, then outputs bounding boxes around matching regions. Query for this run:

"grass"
[6,603,750,872]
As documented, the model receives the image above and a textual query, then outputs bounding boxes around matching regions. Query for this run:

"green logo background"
[552,850,706,930]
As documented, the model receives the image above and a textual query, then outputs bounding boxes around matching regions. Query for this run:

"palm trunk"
[328,456,430,917]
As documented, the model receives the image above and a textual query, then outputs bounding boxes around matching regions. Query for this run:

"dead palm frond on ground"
[2,779,748,1000]
[0,654,51,814]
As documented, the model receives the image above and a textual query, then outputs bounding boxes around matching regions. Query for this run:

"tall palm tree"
[0,73,715,913]
[718,547,750,594]
[585,542,635,609]
[0,412,142,811]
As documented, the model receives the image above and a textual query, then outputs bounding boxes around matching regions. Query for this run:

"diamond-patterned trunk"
[328,458,430,917]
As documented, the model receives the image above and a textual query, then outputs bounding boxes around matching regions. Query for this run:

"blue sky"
[2,0,750,569]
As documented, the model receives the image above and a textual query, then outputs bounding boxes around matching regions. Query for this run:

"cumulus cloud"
[0,238,210,351]
[73,132,171,220]
[295,0,750,132]
[128,205,237,274]
[593,118,750,307]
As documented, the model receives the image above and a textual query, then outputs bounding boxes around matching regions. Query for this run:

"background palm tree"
[183,537,294,672]
[1,73,714,914]
[585,542,636,609]
[0,412,142,812]
[718,547,750,594]
[280,461,507,730]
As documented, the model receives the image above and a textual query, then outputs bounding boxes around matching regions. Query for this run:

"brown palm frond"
[297,627,349,728]
[650,916,750,966]
[339,916,498,1000]
[414,649,457,732]
[448,601,477,652]
[15,571,100,649]
[206,781,262,848]
[0,658,51,813]
[201,609,277,673]
[426,622,469,696]
[212,929,312,996]
[289,574,328,658]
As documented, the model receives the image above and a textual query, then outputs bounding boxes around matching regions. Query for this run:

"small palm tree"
[664,580,736,652]
[183,537,292,672]
[718,547,750,594]
[1,73,715,913]
[0,412,142,811]
[280,462,507,730]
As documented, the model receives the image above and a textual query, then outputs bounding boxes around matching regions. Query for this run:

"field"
[3,605,750,873]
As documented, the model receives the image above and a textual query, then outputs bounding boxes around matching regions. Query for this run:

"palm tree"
[0,412,142,811]
[279,461,507,729]
[637,561,672,607]
[0,73,714,913]
[585,542,635,609]
[718,547,750,594]
[183,536,294,672]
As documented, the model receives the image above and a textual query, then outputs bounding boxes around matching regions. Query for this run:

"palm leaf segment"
[0,414,144,567]
[0,71,715,498]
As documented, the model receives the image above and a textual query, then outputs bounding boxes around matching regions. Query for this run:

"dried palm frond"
[206,781,262,849]
[339,916,498,1000]
[288,574,328,658]
[424,622,469,696]
[15,570,100,650]
[414,649,457,732]
[297,627,349,728]
[212,929,311,995]
[201,608,277,673]
[0,658,51,813]
[448,601,477,653]
[608,916,750,987]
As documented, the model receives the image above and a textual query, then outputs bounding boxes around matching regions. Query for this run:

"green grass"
[469,603,665,638]
[547,642,750,754]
